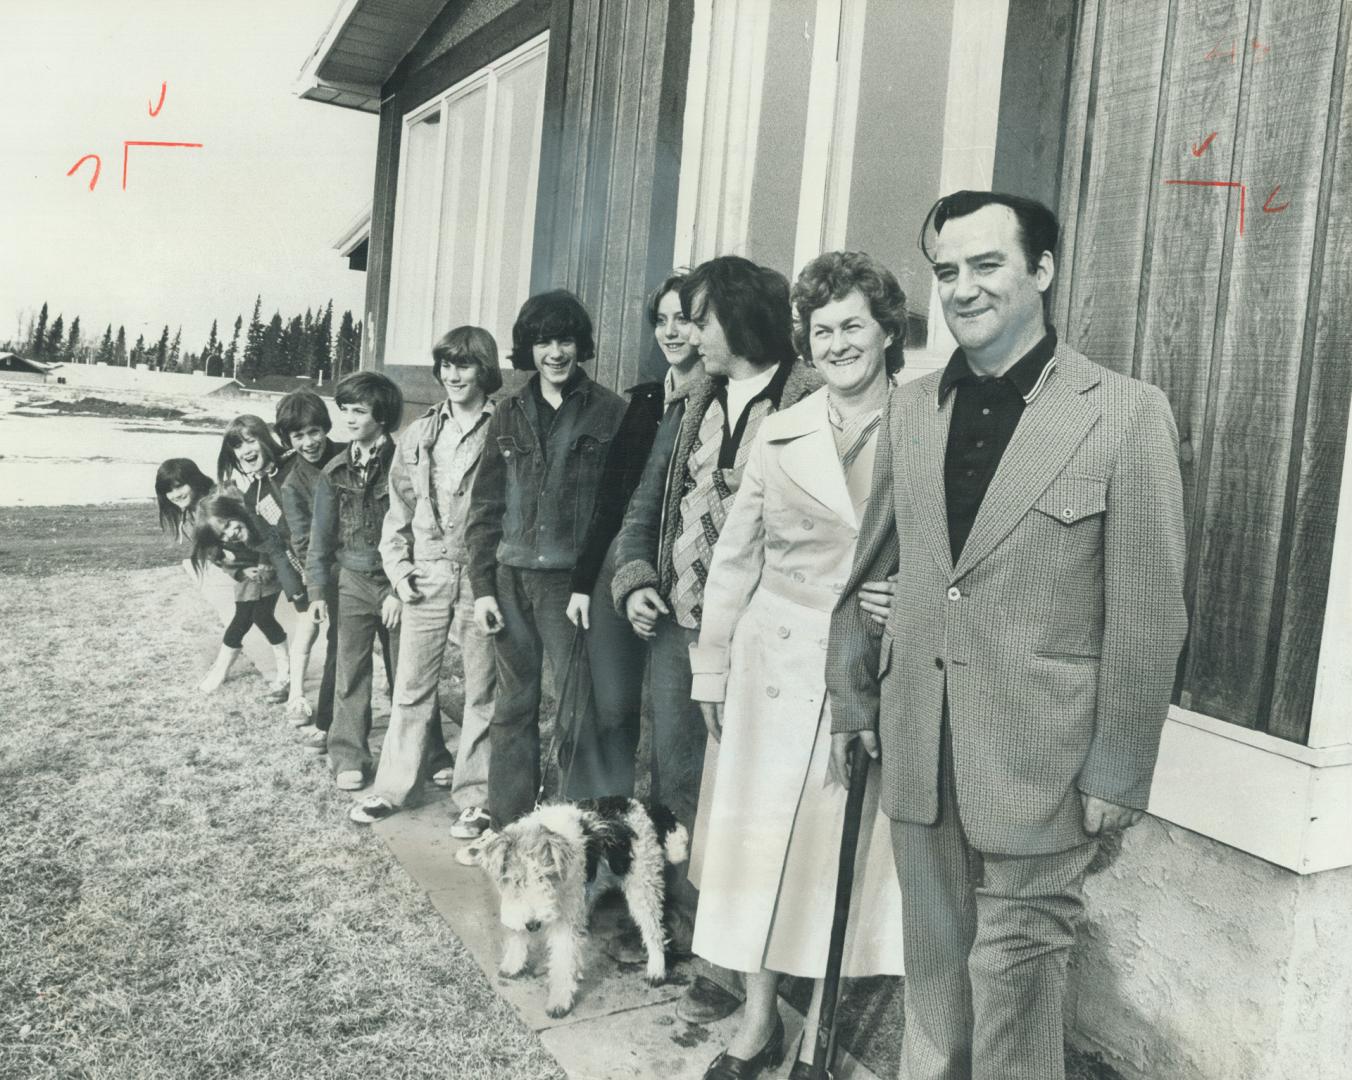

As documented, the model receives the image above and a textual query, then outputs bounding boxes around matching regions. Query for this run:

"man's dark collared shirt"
[528,367,586,448]
[940,328,1058,562]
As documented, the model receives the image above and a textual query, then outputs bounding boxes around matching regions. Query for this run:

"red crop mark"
[1163,179,1247,236]
[1262,185,1290,213]
[66,153,102,191]
[1191,132,1218,157]
[121,140,204,190]
[148,81,167,117]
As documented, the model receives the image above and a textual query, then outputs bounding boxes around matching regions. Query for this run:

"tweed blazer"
[825,344,1188,856]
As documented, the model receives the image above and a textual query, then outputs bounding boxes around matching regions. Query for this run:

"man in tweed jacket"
[827,191,1187,1080]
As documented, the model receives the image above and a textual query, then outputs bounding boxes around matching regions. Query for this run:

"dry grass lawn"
[0,556,564,1080]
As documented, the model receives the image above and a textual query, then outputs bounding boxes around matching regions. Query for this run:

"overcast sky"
[2,0,378,354]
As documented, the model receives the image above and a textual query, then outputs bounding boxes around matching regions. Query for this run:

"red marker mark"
[66,153,102,191]
[1204,40,1237,63]
[1164,179,1247,236]
[148,81,167,117]
[121,140,204,190]
[1191,132,1218,157]
[1251,37,1271,61]
[1262,185,1290,213]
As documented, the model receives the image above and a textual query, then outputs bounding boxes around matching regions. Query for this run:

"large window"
[385,32,549,367]
[673,0,952,349]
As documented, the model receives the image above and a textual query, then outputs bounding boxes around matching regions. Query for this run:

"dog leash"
[535,626,592,809]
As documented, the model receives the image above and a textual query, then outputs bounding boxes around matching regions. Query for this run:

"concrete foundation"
[1066,817,1352,1080]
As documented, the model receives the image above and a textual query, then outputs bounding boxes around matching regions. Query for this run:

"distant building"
[223,375,337,399]
[0,352,55,384]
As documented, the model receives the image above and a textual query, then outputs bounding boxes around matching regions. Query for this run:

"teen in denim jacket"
[463,290,626,834]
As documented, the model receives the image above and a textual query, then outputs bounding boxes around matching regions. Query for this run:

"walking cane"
[809,738,871,1080]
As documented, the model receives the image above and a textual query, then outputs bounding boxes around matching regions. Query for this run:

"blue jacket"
[307,438,397,589]
[465,370,626,597]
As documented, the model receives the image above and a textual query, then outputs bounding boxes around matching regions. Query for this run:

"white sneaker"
[454,828,495,867]
[285,697,313,725]
[450,806,491,839]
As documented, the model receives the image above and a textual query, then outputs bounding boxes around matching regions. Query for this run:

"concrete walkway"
[190,563,882,1080]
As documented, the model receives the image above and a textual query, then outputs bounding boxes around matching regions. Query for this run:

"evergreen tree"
[30,302,48,358]
[314,300,334,382]
[115,326,128,367]
[96,325,114,365]
[169,326,183,371]
[66,316,81,362]
[258,312,284,377]
[46,315,65,361]
[154,325,170,370]
[131,333,146,367]
[240,296,265,381]
[224,315,243,378]
[202,319,221,377]
[335,309,356,381]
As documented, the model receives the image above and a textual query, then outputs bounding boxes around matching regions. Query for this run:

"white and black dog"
[479,796,689,1017]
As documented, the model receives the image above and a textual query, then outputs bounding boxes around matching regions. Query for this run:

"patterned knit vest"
[670,395,774,628]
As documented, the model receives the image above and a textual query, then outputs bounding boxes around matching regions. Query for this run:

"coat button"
[792,571,806,583]
[947,586,961,601]
[777,626,790,639]
[766,686,779,698]
[935,657,945,670]
[1062,507,1074,519]
[818,638,828,650]
[802,518,814,530]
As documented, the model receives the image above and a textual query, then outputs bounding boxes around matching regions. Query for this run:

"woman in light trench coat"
[688,251,906,1080]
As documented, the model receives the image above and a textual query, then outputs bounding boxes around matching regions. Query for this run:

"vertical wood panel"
[1051,0,1101,332]
[1134,0,1247,559]
[1268,0,1352,740]
[1184,0,1344,728]
[1062,1,1171,376]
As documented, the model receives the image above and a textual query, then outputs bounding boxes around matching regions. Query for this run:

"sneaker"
[350,797,397,824]
[285,697,313,726]
[335,770,367,791]
[293,726,327,754]
[454,828,495,867]
[450,806,491,839]
[429,766,456,789]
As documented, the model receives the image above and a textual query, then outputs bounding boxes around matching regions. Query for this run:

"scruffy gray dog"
[479,796,690,1017]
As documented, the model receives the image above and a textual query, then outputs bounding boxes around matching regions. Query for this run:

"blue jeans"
[329,567,399,777]
[487,567,598,828]
[647,616,705,941]
[562,542,645,801]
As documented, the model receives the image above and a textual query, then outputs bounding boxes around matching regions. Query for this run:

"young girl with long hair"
[189,490,306,693]
[216,415,296,698]
[154,458,215,541]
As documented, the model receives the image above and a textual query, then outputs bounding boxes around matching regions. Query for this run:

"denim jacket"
[380,401,494,584]
[465,370,626,598]
[307,438,396,589]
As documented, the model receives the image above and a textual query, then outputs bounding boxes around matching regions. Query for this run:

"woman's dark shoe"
[701,1014,785,1079]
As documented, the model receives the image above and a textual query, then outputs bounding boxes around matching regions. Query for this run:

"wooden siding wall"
[1054,0,1352,742]
[531,0,693,391]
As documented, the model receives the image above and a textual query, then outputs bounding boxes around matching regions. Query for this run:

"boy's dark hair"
[334,371,404,433]
[154,457,214,535]
[217,414,288,485]
[646,270,690,325]
[274,389,332,442]
[432,326,504,395]
[792,250,907,375]
[919,190,1060,273]
[190,489,258,575]
[508,289,596,371]
[679,256,795,367]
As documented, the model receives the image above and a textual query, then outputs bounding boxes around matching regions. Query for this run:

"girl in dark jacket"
[561,271,703,800]
[190,490,306,693]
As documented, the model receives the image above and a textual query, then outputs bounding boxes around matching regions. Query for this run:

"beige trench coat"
[687,387,903,978]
